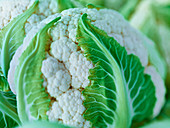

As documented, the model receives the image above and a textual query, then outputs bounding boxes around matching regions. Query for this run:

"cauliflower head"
[8,8,166,128]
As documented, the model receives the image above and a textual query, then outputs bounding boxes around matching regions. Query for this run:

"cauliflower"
[7,7,166,128]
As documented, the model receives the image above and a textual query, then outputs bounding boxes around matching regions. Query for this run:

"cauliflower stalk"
[5,5,166,128]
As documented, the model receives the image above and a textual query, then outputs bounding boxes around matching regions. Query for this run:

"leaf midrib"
[80,18,132,127]
[16,33,40,123]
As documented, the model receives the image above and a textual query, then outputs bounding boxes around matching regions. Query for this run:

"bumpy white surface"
[8,8,165,127]
[41,56,71,98]
[68,52,93,88]
[50,37,77,62]
[47,89,91,128]
[0,0,58,32]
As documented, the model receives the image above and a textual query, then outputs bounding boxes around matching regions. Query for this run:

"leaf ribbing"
[77,14,156,128]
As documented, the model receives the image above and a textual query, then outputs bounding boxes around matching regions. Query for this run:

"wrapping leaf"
[77,14,156,128]
[15,17,61,123]
[0,91,21,128]
[0,0,39,77]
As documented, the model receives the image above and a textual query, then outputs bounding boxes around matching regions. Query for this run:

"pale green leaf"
[0,0,39,77]
[15,17,61,123]
[141,118,170,128]
[0,91,21,128]
[77,14,156,128]
[16,121,72,128]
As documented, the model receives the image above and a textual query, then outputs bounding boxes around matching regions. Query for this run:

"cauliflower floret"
[41,56,71,98]
[145,66,166,117]
[50,37,77,62]
[47,89,91,128]
[41,56,65,78]
[68,52,93,88]
[47,70,71,98]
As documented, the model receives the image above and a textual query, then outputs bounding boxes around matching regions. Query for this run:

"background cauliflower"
[8,7,166,128]
[0,0,59,32]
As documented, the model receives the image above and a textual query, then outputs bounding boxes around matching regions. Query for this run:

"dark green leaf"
[77,14,156,128]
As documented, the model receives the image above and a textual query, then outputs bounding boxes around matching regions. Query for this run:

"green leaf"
[141,118,170,128]
[16,121,72,128]
[0,76,9,92]
[0,69,9,91]
[0,0,39,77]
[15,17,61,123]
[55,0,84,13]
[0,91,21,128]
[77,14,156,128]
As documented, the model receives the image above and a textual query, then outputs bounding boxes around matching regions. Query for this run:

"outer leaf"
[15,17,61,123]
[0,91,21,128]
[0,0,39,77]
[16,121,73,128]
[77,14,156,128]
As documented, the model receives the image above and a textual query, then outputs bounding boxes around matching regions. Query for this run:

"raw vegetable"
[0,71,9,91]
[78,13,156,128]
[8,7,166,128]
